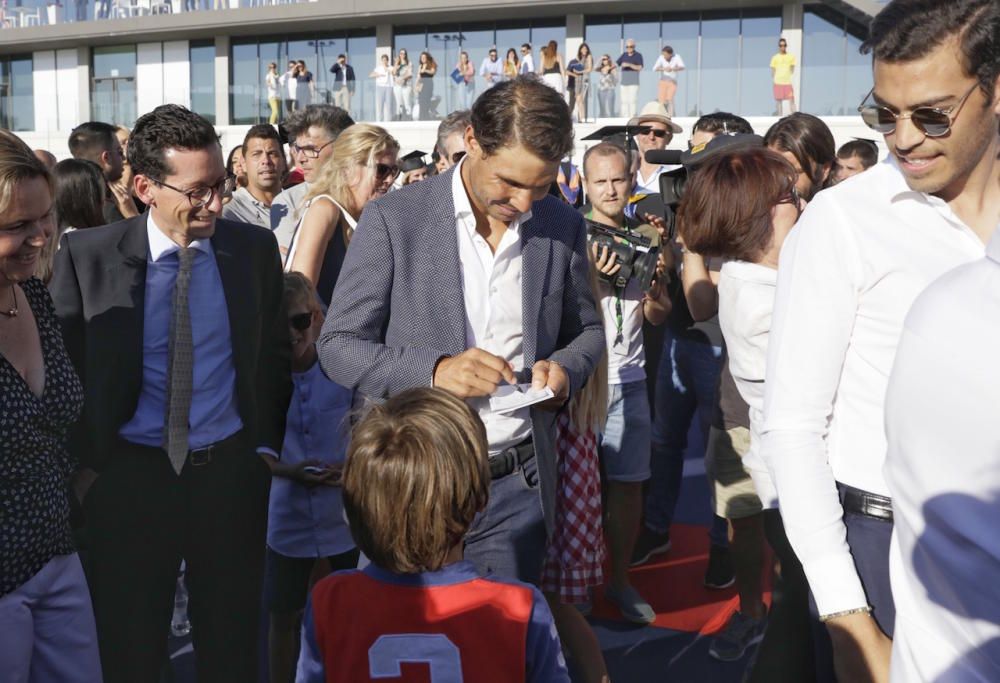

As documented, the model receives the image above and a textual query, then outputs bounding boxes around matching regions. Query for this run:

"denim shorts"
[600,379,652,482]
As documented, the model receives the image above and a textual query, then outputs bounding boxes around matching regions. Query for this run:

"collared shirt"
[119,214,243,449]
[271,181,310,258]
[267,359,354,558]
[884,226,1000,683]
[634,164,680,195]
[653,53,685,81]
[760,158,986,616]
[718,260,778,509]
[520,54,534,75]
[480,57,504,87]
[451,157,530,454]
[616,51,643,86]
[222,186,271,229]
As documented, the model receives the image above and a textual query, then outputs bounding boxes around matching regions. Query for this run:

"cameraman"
[582,141,670,624]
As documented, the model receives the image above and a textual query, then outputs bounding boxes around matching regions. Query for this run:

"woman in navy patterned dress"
[0,130,102,681]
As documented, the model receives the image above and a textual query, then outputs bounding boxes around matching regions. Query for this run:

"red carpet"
[590,524,771,634]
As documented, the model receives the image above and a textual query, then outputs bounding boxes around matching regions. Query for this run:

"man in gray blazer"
[319,76,604,584]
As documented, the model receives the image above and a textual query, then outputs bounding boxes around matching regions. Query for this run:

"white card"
[489,383,555,415]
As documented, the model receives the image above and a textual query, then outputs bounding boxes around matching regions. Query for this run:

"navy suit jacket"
[49,215,292,472]
[318,167,605,533]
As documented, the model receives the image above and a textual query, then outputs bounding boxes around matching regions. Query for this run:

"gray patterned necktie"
[165,246,195,475]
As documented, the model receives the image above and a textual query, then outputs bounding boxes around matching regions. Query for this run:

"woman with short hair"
[286,124,400,306]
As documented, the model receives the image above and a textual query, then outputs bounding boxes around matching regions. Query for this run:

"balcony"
[0,0,313,29]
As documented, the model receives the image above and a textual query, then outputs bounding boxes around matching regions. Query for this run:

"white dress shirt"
[653,53,685,81]
[761,158,986,616]
[452,158,531,453]
[884,227,1000,683]
[634,164,680,195]
[718,261,778,509]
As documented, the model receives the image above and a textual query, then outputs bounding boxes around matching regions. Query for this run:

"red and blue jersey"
[296,560,570,683]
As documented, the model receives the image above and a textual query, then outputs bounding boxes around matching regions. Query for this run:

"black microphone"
[644,149,683,165]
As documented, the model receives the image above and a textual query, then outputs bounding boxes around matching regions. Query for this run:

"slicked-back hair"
[678,148,797,263]
[53,158,107,230]
[242,124,282,156]
[692,112,755,137]
[68,121,116,163]
[764,113,836,199]
[128,104,219,181]
[837,140,879,169]
[280,104,355,144]
[862,0,999,101]
[436,109,471,157]
[343,388,490,574]
[471,76,574,162]
[582,141,629,177]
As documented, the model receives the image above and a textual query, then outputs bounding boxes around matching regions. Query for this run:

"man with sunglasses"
[50,104,292,683]
[770,38,796,115]
[760,1,999,682]
[319,76,605,587]
[627,100,683,195]
[270,104,355,258]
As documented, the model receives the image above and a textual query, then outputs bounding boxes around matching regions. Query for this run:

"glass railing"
[0,0,314,28]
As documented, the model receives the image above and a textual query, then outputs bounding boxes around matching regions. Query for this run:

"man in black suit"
[50,104,291,683]
[329,53,356,114]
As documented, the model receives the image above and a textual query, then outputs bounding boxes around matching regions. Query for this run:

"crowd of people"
[1,1,998,682]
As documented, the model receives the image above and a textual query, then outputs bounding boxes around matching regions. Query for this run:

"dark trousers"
[747,509,816,683]
[809,484,896,683]
[82,433,270,683]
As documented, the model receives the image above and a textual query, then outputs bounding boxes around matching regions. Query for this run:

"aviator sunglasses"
[857,82,979,138]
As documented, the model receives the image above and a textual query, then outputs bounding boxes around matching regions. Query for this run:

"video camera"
[585,219,660,293]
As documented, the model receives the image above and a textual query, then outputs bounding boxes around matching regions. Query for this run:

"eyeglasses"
[291,138,335,159]
[152,174,237,209]
[857,82,979,138]
[777,185,802,219]
[640,128,668,139]
[373,162,400,180]
[289,312,313,331]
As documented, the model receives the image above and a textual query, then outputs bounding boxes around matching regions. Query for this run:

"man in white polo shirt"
[760,0,999,680]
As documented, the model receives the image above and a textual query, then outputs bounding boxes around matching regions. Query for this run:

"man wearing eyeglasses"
[519,43,534,76]
[50,104,292,683]
[627,100,682,195]
[270,104,355,258]
[616,39,644,119]
[770,38,796,115]
[760,1,999,682]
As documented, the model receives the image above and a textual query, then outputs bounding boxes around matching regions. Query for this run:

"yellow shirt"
[770,52,796,85]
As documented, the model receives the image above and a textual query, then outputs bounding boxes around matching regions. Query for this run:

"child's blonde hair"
[566,261,608,433]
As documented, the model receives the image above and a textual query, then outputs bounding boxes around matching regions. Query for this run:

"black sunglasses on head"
[289,313,312,331]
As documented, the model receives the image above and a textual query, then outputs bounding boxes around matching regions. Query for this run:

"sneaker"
[630,527,672,567]
[703,544,735,589]
[604,584,656,625]
[708,610,767,662]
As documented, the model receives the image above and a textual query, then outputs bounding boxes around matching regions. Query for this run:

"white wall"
[163,40,190,107]
[32,50,58,134]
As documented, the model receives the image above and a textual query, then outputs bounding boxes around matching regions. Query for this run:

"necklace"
[0,285,17,318]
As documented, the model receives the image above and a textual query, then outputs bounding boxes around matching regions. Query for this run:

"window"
[801,6,871,115]
[190,40,216,124]
[0,55,33,132]
[739,11,783,116]
[92,45,137,126]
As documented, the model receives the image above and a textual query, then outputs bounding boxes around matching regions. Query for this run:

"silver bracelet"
[819,606,873,623]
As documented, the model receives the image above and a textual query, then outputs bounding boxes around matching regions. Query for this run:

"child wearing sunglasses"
[262,272,358,683]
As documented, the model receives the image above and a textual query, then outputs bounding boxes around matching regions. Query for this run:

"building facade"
[0,0,879,155]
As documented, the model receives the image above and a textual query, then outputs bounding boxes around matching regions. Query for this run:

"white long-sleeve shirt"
[884,227,1000,683]
[760,158,985,617]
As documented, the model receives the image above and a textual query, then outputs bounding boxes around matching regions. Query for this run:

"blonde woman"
[502,47,519,81]
[266,62,280,124]
[286,124,399,306]
[537,39,566,95]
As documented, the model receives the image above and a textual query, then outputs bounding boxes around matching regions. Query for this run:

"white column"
[215,36,230,126]
[782,1,804,110]
[33,50,57,133]
[55,48,81,132]
[137,42,165,115]
[162,40,190,108]
[76,47,90,125]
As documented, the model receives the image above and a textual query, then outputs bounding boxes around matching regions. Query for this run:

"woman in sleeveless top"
[538,40,566,95]
[0,130,101,682]
[285,124,400,307]
[416,51,437,121]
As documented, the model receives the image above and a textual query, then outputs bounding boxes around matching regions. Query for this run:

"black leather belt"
[839,483,893,522]
[188,432,243,467]
[488,438,534,480]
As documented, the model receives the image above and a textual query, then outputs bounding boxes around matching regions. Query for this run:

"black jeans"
[82,433,270,683]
